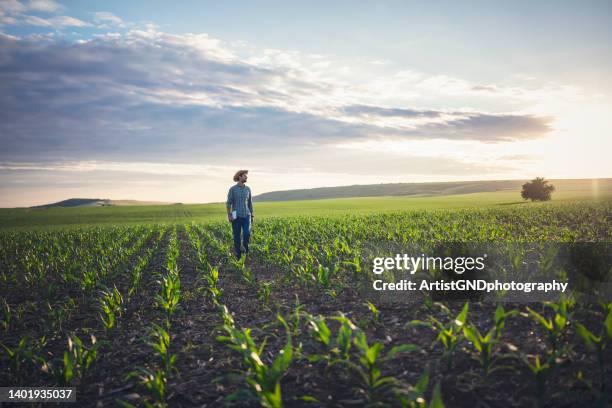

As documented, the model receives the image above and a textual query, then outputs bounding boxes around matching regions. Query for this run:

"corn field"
[1,202,611,407]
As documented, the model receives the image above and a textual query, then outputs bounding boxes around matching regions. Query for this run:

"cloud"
[92,11,124,27]
[0,29,553,168]
[20,14,88,27]
[26,0,62,13]
[48,15,88,27]
[0,0,87,27]
[414,113,552,142]
[0,0,26,14]
[21,14,49,25]
[341,105,442,118]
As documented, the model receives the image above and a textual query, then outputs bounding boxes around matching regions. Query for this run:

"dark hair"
[233,169,248,182]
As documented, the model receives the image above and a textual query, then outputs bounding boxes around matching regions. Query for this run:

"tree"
[521,177,555,201]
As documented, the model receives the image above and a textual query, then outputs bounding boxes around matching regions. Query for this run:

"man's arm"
[226,188,233,221]
[248,188,253,218]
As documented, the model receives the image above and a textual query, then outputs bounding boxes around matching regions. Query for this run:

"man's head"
[233,169,249,183]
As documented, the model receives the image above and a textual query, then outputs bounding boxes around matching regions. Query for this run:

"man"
[226,169,254,259]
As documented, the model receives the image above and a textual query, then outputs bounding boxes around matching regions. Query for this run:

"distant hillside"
[254,178,612,202]
[32,198,171,208]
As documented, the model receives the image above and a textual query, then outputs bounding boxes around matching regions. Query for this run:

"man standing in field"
[226,170,254,259]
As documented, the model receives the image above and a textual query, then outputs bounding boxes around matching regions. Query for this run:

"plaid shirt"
[226,184,253,218]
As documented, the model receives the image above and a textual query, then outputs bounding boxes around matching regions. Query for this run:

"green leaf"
[463,326,482,352]
[386,343,419,359]
[455,302,469,326]
[494,304,505,325]
[429,382,445,408]
[527,308,552,331]
[604,305,612,339]
[575,323,598,350]
[412,369,429,396]
[365,342,383,365]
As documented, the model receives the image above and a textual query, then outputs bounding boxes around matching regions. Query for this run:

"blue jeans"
[232,216,251,258]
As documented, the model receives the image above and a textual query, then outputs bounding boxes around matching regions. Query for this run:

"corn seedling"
[1,298,11,331]
[217,313,293,408]
[365,300,381,326]
[147,324,177,377]
[258,281,272,306]
[523,354,554,408]
[409,302,468,369]
[155,273,181,325]
[526,297,572,356]
[0,336,46,382]
[347,330,420,405]
[99,285,124,330]
[127,367,168,407]
[57,334,98,385]
[462,304,518,376]
[575,302,611,393]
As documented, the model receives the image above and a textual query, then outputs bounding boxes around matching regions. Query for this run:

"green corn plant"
[147,324,177,377]
[128,247,155,299]
[523,354,554,408]
[1,298,11,331]
[0,336,46,383]
[395,370,447,408]
[428,382,446,408]
[364,301,381,326]
[219,304,235,327]
[332,314,358,362]
[99,285,124,330]
[202,266,222,305]
[347,330,420,405]
[57,334,98,385]
[315,264,331,288]
[155,273,181,325]
[81,269,99,292]
[462,324,496,376]
[127,367,167,408]
[462,304,518,376]
[217,313,293,408]
[46,298,77,333]
[526,297,572,356]
[307,314,332,349]
[306,313,358,368]
[493,304,518,340]
[575,302,611,393]
[258,281,272,306]
[342,254,362,276]
[409,302,468,369]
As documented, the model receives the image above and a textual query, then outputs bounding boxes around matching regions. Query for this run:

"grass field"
[2,189,611,229]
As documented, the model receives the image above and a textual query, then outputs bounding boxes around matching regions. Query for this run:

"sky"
[0,0,611,207]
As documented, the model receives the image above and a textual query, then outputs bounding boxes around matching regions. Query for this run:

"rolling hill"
[253,178,612,201]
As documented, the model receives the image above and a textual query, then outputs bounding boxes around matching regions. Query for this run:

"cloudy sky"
[1,0,611,207]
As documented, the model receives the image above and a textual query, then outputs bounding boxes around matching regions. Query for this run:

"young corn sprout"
[348,330,420,405]
[57,334,98,385]
[462,305,518,376]
[217,313,293,408]
[147,324,177,377]
[408,302,469,369]
[575,302,611,394]
[99,285,124,330]
[155,273,181,325]
[526,295,573,357]
[0,336,46,383]
[523,354,554,408]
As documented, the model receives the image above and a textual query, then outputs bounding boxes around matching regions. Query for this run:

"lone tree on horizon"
[521,177,555,201]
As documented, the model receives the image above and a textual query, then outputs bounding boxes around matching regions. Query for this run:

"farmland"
[1,200,611,407]
[1,189,611,230]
